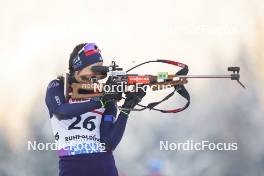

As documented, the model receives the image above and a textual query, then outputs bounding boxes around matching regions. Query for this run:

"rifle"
[65,60,245,113]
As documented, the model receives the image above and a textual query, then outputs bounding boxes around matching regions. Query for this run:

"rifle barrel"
[177,75,232,79]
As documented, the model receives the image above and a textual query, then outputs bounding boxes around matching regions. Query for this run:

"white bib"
[50,100,106,156]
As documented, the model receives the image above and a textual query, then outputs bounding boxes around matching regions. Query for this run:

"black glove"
[121,87,146,114]
[101,92,121,103]
[100,77,122,106]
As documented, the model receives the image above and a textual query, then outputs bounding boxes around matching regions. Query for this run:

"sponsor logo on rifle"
[128,76,150,84]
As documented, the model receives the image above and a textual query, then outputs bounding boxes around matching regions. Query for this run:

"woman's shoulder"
[47,76,64,90]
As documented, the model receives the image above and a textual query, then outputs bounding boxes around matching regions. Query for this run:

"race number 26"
[68,116,96,131]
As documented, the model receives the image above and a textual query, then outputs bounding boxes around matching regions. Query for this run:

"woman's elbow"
[53,112,71,121]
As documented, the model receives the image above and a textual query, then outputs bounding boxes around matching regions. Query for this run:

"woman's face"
[74,62,104,83]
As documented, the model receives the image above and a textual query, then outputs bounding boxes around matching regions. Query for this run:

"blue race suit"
[45,78,129,176]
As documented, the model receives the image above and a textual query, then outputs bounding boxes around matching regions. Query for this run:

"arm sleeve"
[45,79,102,120]
[100,102,129,151]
